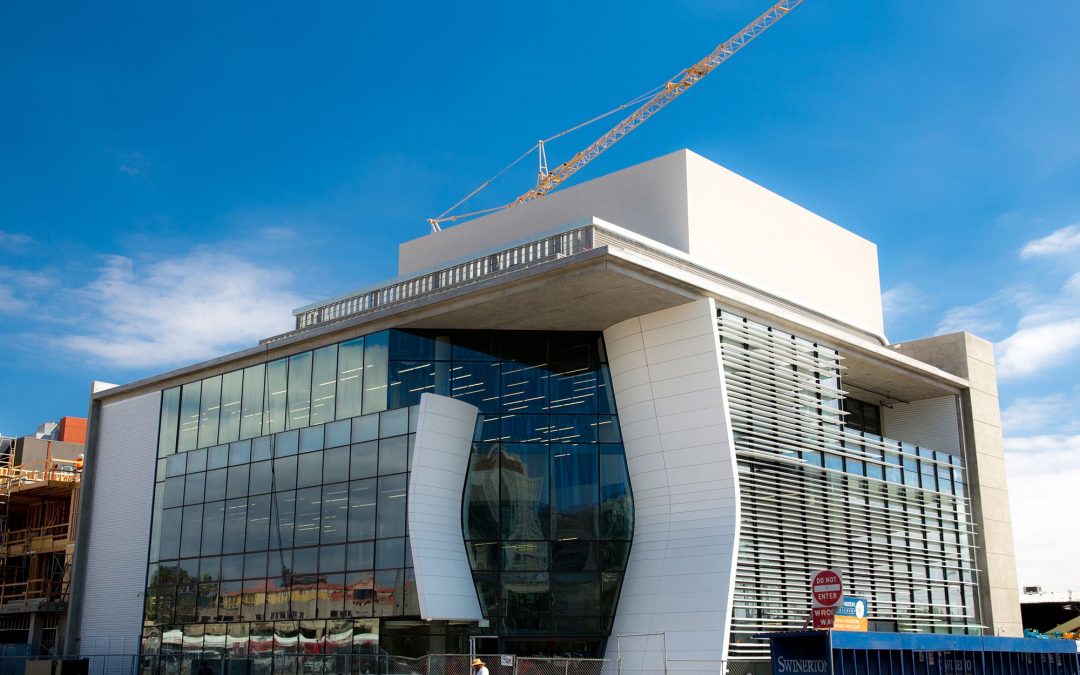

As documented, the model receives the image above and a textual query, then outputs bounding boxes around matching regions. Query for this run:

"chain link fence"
[0,651,764,675]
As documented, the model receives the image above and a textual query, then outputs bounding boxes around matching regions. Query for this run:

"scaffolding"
[0,438,81,653]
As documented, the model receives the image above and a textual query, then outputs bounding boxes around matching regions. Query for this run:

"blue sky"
[2,2,1079,589]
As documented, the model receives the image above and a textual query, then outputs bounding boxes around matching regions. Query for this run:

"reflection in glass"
[375,475,406,538]
[287,351,313,430]
[178,382,201,452]
[201,501,224,556]
[264,359,288,436]
[321,483,349,545]
[294,487,322,548]
[240,364,265,440]
[501,444,549,541]
[198,376,222,449]
[463,443,499,541]
[219,370,244,444]
[311,345,338,426]
[363,331,388,414]
[337,337,365,420]
[222,498,247,555]
[159,387,181,457]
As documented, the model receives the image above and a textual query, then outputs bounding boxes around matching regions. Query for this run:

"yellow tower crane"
[428,0,804,232]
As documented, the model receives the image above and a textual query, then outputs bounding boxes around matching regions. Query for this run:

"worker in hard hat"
[74,454,84,472]
[471,658,489,675]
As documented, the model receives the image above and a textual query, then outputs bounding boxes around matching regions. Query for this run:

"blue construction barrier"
[758,631,1080,675]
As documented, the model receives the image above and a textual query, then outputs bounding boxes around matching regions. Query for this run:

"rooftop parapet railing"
[282,225,596,338]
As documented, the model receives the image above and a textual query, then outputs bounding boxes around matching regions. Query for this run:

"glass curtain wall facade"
[716,310,979,663]
[146,329,632,666]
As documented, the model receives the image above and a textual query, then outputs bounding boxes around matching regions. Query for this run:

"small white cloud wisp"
[1019,223,1080,259]
[56,250,305,369]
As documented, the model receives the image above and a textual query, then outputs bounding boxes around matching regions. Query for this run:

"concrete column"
[891,332,1022,636]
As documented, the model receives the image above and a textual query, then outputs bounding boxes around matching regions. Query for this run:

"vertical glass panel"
[311,345,338,426]
[240,364,265,440]
[378,436,408,476]
[287,351,313,430]
[295,487,323,548]
[350,442,378,480]
[229,440,251,465]
[198,376,222,449]
[336,337,365,420]
[380,408,409,437]
[297,453,323,489]
[218,370,244,444]
[388,361,438,408]
[187,447,207,473]
[180,505,203,558]
[551,445,598,540]
[226,465,250,500]
[178,382,202,452]
[201,501,225,556]
[208,444,229,470]
[450,362,501,413]
[363,331,389,414]
[375,538,405,569]
[249,460,273,495]
[596,366,617,415]
[263,358,289,435]
[164,454,187,478]
[160,508,182,559]
[204,468,227,503]
[159,387,181,457]
[347,541,374,570]
[373,570,401,617]
[275,430,299,457]
[183,473,205,506]
[600,445,633,541]
[463,442,500,542]
[246,494,271,551]
[376,474,407,538]
[163,476,185,508]
[273,456,297,492]
[325,420,351,449]
[549,365,598,414]
[501,444,550,540]
[501,573,550,631]
[300,426,324,453]
[321,483,350,545]
[352,415,379,443]
[501,363,549,413]
[148,484,164,563]
[323,446,350,484]
[348,479,377,542]
[270,491,296,550]
[222,498,248,555]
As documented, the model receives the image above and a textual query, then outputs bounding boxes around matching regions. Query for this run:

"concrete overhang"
[92,218,968,407]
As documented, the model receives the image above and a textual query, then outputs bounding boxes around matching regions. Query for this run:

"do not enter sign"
[811,569,843,607]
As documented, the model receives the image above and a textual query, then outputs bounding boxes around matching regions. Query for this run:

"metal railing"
[284,226,596,337]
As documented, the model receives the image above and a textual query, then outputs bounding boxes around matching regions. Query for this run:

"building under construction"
[0,417,85,654]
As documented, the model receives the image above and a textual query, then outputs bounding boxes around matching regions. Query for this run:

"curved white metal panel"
[408,393,484,621]
[602,297,740,673]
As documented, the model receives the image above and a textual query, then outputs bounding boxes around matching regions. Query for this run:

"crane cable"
[429,84,666,230]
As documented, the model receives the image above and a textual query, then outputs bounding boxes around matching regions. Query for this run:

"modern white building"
[65,150,1022,672]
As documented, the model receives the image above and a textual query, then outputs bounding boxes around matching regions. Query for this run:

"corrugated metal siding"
[882,396,961,457]
[79,391,160,657]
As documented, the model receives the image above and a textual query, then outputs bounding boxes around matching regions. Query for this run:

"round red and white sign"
[811,569,843,607]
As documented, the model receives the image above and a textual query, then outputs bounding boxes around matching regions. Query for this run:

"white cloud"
[935,300,1005,337]
[0,231,32,249]
[1002,391,1080,436]
[1020,223,1080,259]
[996,317,1080,379]
[1006,434,1080,590]
[0,268,55,315]
[881,283,925,318]
[55,250,306,369]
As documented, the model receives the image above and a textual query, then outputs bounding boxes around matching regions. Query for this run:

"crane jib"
[430,0,805,229]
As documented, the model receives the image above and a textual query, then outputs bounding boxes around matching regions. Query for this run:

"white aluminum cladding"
[78,391,161,655]
[601,297,741,672]
[407,393,484,621]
